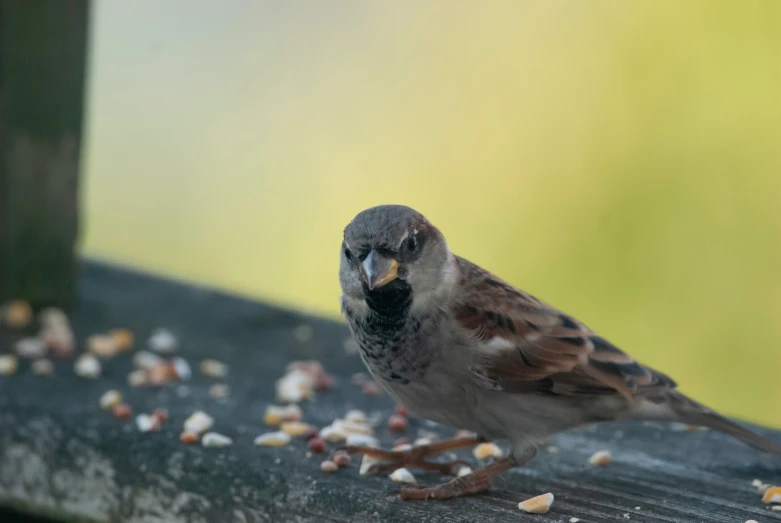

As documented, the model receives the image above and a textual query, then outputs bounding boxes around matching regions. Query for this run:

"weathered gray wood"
[0,0,90,310]
[0,261,779,522]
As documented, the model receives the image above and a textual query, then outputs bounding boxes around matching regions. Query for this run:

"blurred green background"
[81,1,781,427]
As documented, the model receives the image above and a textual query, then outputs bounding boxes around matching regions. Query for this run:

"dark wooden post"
[0,0,90,310]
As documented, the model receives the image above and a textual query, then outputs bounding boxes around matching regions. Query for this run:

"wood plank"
[0,261,778,522]
[0,0,90,310]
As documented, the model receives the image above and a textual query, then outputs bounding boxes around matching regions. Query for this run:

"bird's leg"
[335,436,482,475]
[398,456,516,500]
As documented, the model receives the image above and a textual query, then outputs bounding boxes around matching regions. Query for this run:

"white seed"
[320,460,338,472]
[39,307,69,328]
[133,350,164,370]
[473,442,503,460]
[345,433,378,447]
[547,446,560,453]
[339,419,373,435]
[570,518,580,523]
[389,467,416,484]
[588,449,612,467]
[31,359,54,376]
[87,334,119,358]
[344,409,367,423]
[264,404,302,425]
[41,325,74,354]
[135,413,160,432]
[319,424,347,442]
[359,454,383,476]
[200,359,228,377]
[392,443,413,452]
[74,354,101,379]
[171,357,191,380]
[414,437,433,447]
[457,466,473,477]
[99,390,122,410]
[772,505,781,512]
[752,479,763,487]
[209,383,230,399]
[0,355,19,376]
[202,432,233,447]
[184,411,214,435]
[15,337,46,359]
[128,369,148,387]
[254,431,291,447]
[745,520,758,523]
[148,328,177,354]
[279,421,312,437]
[275,368,315,403]
[518,492,554,514]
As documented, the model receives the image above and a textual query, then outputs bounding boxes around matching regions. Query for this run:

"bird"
[336,204,781,501]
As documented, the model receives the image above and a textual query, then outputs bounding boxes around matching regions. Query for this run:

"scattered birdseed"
[292,324,314,343]
[388,415,408,432]
[87,335,120,358]
[473,442,503,460]
[128,369,148,387]
[455,429,477,439]
[134,350,164,370]
[414,437,433,447]
[570,518,580,523]
[202,432,233,448]
[31,358,54,376]
[359,454,383,475]
[319,425,346,442]
[389,468,416,484]
[200,359,228,378]
[184,411,214,435]
[333,451,351,467]
[518,492,554,514]
[361,381,380,396]
[345,409,367,423]
[148,363,174,386]
[180,431,199,444]
[99,390,122,410]
[74,354,101,379]
[394,405,409,417]
[772,506,781,512]
[320,460,339,472]
[209,383,230,399]
[136,413,161,432]
[264,404,303,425]
[148,328,178,354]
[3,300,32,328]
[254,431,292,447]
[109,329,134,350]
[15,337,46,359]
[152,408,169,423]
[762,486,781,504]
[745,520,758,523]
[457,466,473,477]
[276,368,315,403]
[307,437,326,454]
[170,357,192,380]
[346,434,378,447]
[41,325,75,358]
[113,403,132,420]
[282,421,316,437]
[0,355,19,376]
[588,450,612,467]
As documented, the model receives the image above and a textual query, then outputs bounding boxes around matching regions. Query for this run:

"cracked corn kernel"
[4,301,32,328]
[109,329,134,350]
[762,486,781,504]
[264,404,302,425]
[320,460,338,472]
[281,421,315,437]
[389,468,416,484]
[473,442,503,460]
[588,450,612,467]
[87,335,119,358]
[518,492,554,514]
[184,411,214,435]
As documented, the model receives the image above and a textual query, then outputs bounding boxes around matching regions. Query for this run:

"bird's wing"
[453,257,676,399]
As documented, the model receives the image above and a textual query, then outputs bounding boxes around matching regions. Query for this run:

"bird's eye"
[343,247,353,263]
[404,235,418,254]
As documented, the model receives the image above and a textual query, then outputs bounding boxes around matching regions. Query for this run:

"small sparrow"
[337,204,780,500]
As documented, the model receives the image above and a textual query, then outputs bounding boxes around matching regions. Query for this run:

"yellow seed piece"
[281,421,313,437]
[473,442,503,460]
[109,329,134,350]
[518,492,554,514]
[762,486,781,504]
[588,450,612,467]
[4,301,32,328]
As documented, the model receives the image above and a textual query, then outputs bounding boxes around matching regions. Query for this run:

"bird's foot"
[334,436,481,475]
[396,457,515,500]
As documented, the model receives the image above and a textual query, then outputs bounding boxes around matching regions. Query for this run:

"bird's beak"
[360,250,399,290]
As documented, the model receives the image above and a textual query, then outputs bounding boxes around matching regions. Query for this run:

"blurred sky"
[81,1,781,426]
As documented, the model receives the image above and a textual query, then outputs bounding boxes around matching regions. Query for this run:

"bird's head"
[340,205,453,310]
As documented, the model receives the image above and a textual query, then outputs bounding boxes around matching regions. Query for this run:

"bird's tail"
[662,391,781,455]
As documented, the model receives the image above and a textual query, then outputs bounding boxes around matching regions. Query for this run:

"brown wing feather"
[453,256,676,400]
